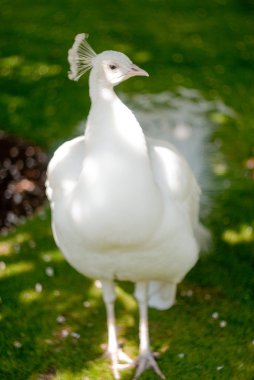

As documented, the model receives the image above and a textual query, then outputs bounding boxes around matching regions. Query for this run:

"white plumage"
[46,34,209,379]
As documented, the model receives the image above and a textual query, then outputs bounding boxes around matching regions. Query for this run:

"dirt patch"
[0,131,48,233]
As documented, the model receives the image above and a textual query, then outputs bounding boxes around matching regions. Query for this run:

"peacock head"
[68,33,149,86]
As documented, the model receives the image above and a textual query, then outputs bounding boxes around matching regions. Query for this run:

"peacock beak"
[128,64,149,77]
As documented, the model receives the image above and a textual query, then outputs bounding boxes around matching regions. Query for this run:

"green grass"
[0,0,254,379]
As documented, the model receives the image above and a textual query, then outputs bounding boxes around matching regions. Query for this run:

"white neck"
[88,67,122,103]
[74,72,163,248]
[89,71,114,103]
[86,72,148,158]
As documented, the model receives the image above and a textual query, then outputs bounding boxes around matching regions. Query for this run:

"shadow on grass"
[0,208,108,379]
[0,198,254,380]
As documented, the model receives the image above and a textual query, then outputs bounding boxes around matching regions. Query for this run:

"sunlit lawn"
[0,0,254,379]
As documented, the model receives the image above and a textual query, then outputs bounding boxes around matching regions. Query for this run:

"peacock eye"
[109,64,117,70]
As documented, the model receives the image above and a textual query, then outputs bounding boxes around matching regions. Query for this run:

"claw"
[104,348,133,364]
[118,349,134,364]
[133,351,165,380]
[105,348,134,379]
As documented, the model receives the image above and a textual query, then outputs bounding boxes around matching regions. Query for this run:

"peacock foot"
[133,351,165,380]
[104,348,134,379]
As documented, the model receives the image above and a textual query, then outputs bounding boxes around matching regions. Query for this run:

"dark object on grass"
[0,131,48,233]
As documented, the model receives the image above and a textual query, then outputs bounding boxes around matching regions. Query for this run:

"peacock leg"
[101,280,133,379]
[134,281,165,380]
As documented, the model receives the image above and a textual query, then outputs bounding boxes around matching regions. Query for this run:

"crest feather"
[68,33,97,81]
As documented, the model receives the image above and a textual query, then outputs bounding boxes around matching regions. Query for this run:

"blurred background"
[0,0,253,379]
